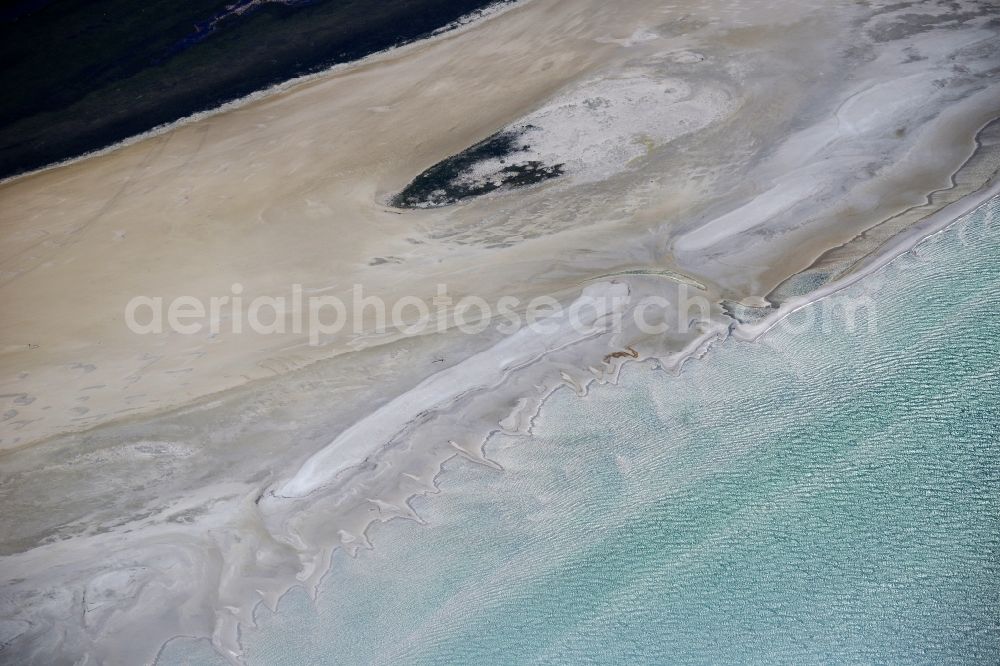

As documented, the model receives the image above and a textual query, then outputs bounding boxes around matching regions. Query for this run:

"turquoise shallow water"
[162,198,1000,664]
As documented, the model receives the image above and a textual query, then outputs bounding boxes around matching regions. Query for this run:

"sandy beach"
[1,0,998,662]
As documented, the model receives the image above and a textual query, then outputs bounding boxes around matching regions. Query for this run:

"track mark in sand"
[0,132,175,289]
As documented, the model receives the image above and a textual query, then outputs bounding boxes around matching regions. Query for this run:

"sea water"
[160,197,1000,664]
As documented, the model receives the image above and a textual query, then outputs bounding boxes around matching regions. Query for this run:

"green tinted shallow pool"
[162,198,1000,664]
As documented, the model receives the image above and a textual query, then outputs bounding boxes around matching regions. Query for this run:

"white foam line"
[733,179,1000,343]
[275,281,629,498]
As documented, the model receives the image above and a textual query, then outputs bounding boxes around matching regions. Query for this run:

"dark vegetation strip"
[0,0,511,179]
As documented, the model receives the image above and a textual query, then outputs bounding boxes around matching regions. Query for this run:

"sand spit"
[1,0,999,663]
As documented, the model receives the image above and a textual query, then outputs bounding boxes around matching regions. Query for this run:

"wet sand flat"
[1,0,999,663]
[2,0,996,451]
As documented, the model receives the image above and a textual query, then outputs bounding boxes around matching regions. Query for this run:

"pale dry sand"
[0,0,635,448]
[1,0,999,663]
[1,0,997,450]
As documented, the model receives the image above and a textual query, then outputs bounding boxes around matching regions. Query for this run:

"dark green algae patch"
[391,125,565,208]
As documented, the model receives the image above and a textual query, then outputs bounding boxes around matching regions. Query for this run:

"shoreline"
[763,114,1000,306]
[0,0,528,188]
[210,184,1000,665]
[734,178,1000,343]
[239,186,1000,662]
[215,194,1000,663]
